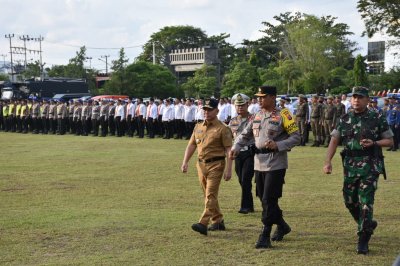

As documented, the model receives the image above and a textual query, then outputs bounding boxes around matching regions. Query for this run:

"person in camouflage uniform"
[323,86,394,255]
[334,95,346,128]
[322,96,337,147]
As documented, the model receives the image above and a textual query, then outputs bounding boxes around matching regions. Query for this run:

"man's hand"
[323,161,332,174]
[229,150,238,160]
[360,138,374,148]
[181,162,188,173]
[224,171,232,181]
[265,140,278,151]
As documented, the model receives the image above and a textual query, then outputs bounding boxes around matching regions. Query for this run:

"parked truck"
[1,77,90,100]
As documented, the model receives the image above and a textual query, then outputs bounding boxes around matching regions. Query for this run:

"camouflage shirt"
[331,109,393,177]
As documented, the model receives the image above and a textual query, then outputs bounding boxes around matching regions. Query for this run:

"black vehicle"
[1,78,90,100]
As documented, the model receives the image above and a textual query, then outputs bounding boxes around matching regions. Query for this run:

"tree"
[22,61,41,78]
[181,65,217,98]
[276,59,301,94]
[103,61,176,98]
[0,73,9,81]
[137,25,208,64]
[286,14,356,93]
[105,48,129,95]
[353,54,368,86]
[357,0,400,40]
[221,61,260,97]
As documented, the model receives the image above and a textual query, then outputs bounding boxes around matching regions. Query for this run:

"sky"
[0,0,368,71]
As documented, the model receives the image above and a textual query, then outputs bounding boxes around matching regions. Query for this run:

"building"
[367,32,400,74]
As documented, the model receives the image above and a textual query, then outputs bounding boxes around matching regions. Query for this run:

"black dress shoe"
[191,223,207,235]
[208,220,225,231]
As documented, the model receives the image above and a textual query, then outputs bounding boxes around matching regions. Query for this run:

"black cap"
[203,98,219,109]
[255,86,277,97]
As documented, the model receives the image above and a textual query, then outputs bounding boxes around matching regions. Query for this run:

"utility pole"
[99,55,110,74]
[34,36,44,80]
[19,35,31,69]
[5,34,15,81]
[152,42,156,65]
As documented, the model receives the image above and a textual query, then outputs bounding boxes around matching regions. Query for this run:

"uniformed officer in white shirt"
[162,99,174,139]
[115,99,125,137]
[183,98,196,139]
[195,98,205,123]
[146,98,158,138]
[174,98,185,139]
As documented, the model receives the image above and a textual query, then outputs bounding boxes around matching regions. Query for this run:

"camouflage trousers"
[343,173,378,235]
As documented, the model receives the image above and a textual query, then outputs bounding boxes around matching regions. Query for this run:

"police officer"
[323,86,393,255]
[31,98,40,134]
[229,94,255,214]
[108,100,116,136]
[41,99,49,134]
[99,99,109,137]
[181,98,233,236]
[296,94,309,146]
[230,86,300,249]
[2,100,9,131]
[48,100,57,134]
[91,100,100,136]
[386,95,399,151]
[73,100,82,136]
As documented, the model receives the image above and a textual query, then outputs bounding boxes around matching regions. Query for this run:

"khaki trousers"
[310,118,321,142]
[196,160,225,225]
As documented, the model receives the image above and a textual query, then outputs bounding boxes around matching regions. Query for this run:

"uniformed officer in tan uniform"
[229,93,255,214]
[230,86,300,249]
[295,94,309,146]
[310,95,323,146]
[322,96,337,147]
[181,98,233,236]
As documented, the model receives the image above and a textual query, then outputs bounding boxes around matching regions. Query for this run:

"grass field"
[0,132,399,265]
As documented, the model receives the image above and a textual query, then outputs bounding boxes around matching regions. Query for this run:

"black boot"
[357,232,371,255]
[271,220,291,241]
[255,226,272,249]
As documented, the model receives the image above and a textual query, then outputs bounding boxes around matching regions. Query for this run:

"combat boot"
[255,226,272,249]
[357,232,371,255]
[271,220,291,241]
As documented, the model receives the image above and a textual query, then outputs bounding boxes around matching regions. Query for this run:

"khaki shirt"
[232,107,300,171]
[190,119,233,161]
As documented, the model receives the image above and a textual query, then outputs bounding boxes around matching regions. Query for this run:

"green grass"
[0,132,399,265]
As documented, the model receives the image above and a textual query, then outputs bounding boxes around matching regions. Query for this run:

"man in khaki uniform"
[310,95,323,146]
[295,94,309,146]
[181,98,233,236]
[322,96,337,147]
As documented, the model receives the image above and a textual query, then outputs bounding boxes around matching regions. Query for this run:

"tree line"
[4,1,399,98]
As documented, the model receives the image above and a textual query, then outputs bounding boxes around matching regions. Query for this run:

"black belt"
[254,147,273,154]
[341,149,372,157]
[198,156,225,163]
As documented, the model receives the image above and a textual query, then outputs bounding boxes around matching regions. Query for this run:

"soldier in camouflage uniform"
[229,93,255,214]
[310,95,323,146]
[322,96,337,147]
[230,86,300,249]
[334,95,346,128]
[295,95,309,146]
[323,86,394,255]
